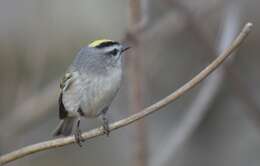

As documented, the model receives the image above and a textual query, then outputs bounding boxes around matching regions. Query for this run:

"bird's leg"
[101,107,110,136]
[74,119,84,147]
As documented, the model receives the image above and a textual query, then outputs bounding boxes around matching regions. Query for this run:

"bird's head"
[88,39,130,66]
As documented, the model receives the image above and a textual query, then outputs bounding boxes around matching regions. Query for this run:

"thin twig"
[178,0,260,122]
[173,0,260,128]
[151,2,242,165]
[0,23,252,165]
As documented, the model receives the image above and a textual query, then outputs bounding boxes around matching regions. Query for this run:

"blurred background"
[0,0,260,166]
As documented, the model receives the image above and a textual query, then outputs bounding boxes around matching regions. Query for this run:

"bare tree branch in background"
[0,1,191,140]
[0,80,58,138]
[126,0,150,165]
[182,0,260,128]
[0,7,186,139]
[151,2,244,166]
[0,22,252,166]
[226,68,260,128]
[0,2,186,140]
[175,0,260,128]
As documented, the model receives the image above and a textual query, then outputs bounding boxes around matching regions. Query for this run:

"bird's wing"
[58,72,74,119]
[59,71,82,119]
[58,93,67,119]
[60,72,74,92]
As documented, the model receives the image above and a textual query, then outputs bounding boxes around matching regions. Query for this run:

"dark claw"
[74,120,84,147]
[103,123,110,136]
[102,116,110,136]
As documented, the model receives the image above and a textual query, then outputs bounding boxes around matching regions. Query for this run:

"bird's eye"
[109,49,118,56]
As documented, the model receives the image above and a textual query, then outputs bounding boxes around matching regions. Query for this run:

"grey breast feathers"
[79,68,122,117]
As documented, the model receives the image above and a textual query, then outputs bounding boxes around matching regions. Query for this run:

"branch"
[0,80,58,138]
[151,2,243,165]
[127,0,150,165]
[0,22,252,165]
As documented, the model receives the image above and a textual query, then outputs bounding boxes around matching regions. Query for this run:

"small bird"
[53,39,130,146]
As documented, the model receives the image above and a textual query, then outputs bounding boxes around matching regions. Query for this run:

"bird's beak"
[121,44,131,53]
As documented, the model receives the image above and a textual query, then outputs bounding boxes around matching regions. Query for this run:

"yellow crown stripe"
[89,39,113,47]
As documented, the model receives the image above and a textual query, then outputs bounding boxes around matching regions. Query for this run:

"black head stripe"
[95,41,119,48]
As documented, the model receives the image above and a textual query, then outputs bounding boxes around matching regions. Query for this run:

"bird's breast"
[80,68,122,117]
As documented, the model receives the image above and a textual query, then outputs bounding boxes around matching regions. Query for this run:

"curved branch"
[151,3,243,165]
[0,22,252,165]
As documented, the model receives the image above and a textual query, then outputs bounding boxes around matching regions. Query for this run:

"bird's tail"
[52,117,77,136]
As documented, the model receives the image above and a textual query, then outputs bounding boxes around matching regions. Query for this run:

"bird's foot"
[102,116,110,136]
[74,120,84,147]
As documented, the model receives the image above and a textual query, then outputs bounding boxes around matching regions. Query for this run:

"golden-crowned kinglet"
[53,39,130,146]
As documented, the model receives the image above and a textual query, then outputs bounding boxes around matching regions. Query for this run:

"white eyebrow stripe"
[102,45,121,53]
